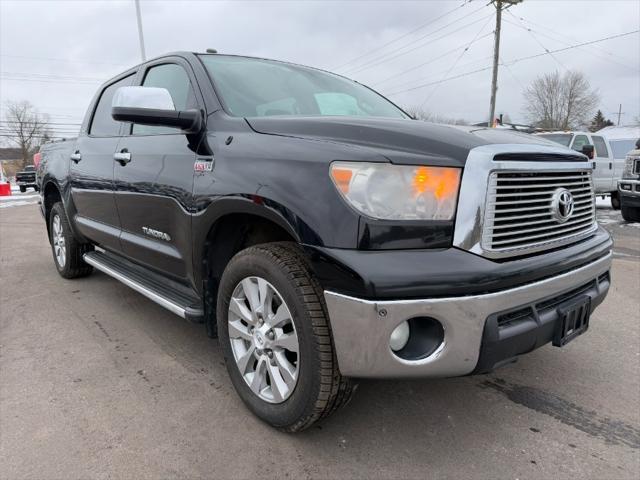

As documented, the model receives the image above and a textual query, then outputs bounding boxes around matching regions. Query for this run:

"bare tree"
[523,70,599,130]
[405,106,468,125]
[2,101,51,169]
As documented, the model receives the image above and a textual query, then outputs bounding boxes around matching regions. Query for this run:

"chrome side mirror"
[112,86,176,110]
[111,86,202,133]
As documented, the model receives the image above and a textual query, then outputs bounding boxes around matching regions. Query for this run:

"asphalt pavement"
[1,195,638,479]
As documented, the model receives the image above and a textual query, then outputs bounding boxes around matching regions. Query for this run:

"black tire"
[217,242,356,432]
[621,205,640,222]
[611,192,621,210]
[19,186,26,193]
[49,202,94,279]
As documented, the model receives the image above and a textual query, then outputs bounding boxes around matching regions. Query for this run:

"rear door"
[113,59,203,281]
[70,74,135,251]
[591,135,614,192]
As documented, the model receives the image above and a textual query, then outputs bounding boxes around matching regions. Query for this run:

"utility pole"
[488,0,522,127]
[134,0,146,62]
[614,104,624,126]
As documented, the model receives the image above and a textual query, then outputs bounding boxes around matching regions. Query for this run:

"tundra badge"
[142,226,171,242]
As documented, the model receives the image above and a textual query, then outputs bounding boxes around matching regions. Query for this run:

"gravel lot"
[1,196,638,480]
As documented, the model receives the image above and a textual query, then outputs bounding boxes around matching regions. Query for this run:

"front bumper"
[619,179,640,206]
[324,252,611,378]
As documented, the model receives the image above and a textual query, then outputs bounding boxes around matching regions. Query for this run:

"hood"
[245,116,558,167]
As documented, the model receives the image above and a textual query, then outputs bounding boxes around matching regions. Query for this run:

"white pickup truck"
[536,131,623,208]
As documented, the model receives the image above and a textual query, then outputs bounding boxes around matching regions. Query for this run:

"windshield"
[537,133,573,147]
[199,55,407,119]
[609,139,636,158]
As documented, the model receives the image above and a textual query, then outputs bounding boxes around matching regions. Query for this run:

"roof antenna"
[206,48,218,54]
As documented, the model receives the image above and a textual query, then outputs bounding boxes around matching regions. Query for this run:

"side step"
[83,250,204,322]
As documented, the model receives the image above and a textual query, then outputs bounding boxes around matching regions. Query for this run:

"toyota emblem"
[551,188,574,223]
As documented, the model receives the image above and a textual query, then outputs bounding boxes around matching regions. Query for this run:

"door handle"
[609,162,612,170]
[70,151,82,163]
[114,149,131,166]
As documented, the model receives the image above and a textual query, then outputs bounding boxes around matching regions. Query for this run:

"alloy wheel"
[228,276,299,403]
[52,214,66,267]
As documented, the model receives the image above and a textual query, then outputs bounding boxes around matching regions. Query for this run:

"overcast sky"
[0,0,638,139]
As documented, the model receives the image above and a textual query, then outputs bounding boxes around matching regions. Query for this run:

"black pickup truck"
[37,52,612,431]
[16,165,38,192]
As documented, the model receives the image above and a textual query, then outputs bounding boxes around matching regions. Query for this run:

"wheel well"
[43,182,62,240]
[201,213,297,337]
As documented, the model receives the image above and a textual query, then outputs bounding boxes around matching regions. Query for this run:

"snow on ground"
[0,187,40,209]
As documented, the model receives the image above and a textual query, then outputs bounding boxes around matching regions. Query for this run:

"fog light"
[389,321,410,351]
[621,184,631,191]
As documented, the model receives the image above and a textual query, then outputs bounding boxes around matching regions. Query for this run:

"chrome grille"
[482,170,596,254]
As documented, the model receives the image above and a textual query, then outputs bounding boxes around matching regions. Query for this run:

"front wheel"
[611,192,621,210]
[217,242,356,432]
[19,186,26,193]
[621,205,640,222]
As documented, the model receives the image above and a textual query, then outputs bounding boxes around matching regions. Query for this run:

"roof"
[597,125,640,140]
[0,148,22,161]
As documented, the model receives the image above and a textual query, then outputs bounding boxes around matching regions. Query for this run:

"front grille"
[634,159,640,175]
[482,170,596,254]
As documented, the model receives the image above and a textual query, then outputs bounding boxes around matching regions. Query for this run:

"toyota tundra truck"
[37,52,612,432]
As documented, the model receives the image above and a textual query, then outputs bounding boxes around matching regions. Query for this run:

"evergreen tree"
[589,110,614,132]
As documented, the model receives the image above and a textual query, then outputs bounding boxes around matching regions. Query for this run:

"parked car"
[37,52,612,432]
[536,131,621,208]
[618,138,640,222]
[15,165,38,192]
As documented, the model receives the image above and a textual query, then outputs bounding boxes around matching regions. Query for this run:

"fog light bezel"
[390,316,445,362]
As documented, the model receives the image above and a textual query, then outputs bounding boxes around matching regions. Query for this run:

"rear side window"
[132,63,197,135]
[571,135,590,151]
[592,136,609,158]
[90,74,135,136]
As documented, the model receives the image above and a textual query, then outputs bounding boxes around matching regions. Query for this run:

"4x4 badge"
[194,159,213,173]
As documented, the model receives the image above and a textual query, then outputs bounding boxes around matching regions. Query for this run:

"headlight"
[330,162,461,220]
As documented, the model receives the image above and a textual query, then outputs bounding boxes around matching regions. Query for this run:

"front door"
[113,60,203,281]
[70,74,135,252]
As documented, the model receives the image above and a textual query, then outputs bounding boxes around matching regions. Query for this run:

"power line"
[0,53,127,67]
[385,29,640,96]
[331,0,473,71]
[420,15,494,108]
[507,14,633,65]
[341,5,490,75]
[505,10,568,72]
[502,16,636,71]
[0,121,82,126]
[372,31,494,86]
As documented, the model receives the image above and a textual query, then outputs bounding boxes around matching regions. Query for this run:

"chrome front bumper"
[324,252,611,379]
[618,179,640,196]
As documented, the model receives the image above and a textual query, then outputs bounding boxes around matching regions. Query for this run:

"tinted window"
[571,135,590,151]
[592,136,609,158]
[90,74,135,136]
[133,63,197,135]
[537,133,572,146]
[609,139,636,159]
[199,55,407,119]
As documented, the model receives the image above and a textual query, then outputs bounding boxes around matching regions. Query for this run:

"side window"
[592,136,609,158]
[132,63,197,135]
[571,135,590,152]
[90,74,135,136]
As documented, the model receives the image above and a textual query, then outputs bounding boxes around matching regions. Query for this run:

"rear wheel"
[49,202,94,279]
[621,205,640,222]
[217,242,356,432]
